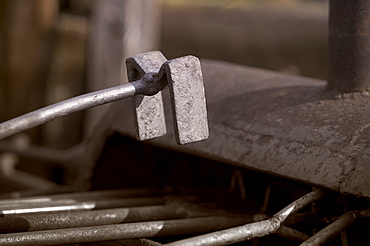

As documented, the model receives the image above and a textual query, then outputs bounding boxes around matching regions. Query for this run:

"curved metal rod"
[300,209,370,246]
[165,189,326,246]
[0,72,165,140]
[0,83,134,140]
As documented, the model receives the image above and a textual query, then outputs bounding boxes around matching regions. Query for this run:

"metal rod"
[0,216,251,246]
[0,82,135,140]
[0,188,161,205]
[0,197,165,217]
[0,186,77,200]
[300,209,370,246]
[0,204,188,233]
[164,189,326,246]
[39,188,162,200]
[274,225,310,243]
[283,212,312,226]
[327,0,370,92]
[0,68,167,141]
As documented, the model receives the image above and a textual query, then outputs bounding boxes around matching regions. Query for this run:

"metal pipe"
[0,205,188,233]
[0,197,165,216]
[300,209,370,246]
[327,0,370,92]
[0,216,251,246]
[164,189,326,246]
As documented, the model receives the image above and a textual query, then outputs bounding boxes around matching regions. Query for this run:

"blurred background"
[0,0,328,192]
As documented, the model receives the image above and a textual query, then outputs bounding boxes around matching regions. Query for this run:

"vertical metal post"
[327,0,370,92]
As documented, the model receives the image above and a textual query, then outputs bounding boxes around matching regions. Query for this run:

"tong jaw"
[163,56,209,144]
[126,51,167,141]
[126,52,209,145]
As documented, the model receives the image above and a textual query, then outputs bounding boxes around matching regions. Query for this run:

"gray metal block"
[126,51,167,141]
[163,56,209,144]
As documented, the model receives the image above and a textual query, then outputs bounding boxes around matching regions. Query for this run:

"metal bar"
[0,196,165,209]
[0,197,165,217]
[283,212,311,226]
[300,209,370,246]
[0,83,135,140]
[164,56,209,144]
[0,188,161,205]
[45,188,161,200]
[0,70,167,141]
[0,186,76,200]
[327,0,370,92]
[0,205,187,233]
[0,216,251,246]
[274,225,310,243]
[126,51,167,141]
[164,189,326,246]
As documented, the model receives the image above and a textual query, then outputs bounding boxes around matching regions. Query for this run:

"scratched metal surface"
[95,59,370,198]
[164,56,209,145]
[126,51,167,141]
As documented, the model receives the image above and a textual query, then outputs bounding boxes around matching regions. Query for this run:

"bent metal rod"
[0,72,164,140]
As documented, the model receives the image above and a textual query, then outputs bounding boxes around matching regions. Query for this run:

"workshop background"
[5,1,369,246]
[0,0,327,190]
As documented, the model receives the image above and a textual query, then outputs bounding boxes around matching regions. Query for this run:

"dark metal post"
[328,0,370,92]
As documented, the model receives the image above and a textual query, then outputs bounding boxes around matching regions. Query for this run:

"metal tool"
[127,51,209,144]
[164,55,209,144]
[0,51,209,145]
[126,51,167,141]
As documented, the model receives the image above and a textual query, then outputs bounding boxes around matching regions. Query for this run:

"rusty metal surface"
[126,51,167,141]
[328,0,370,92]
[106,59,370,198]
[0,216,250,246]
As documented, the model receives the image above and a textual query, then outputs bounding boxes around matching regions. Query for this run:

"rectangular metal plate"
[164,56,209,144]
[126,51,167,141]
